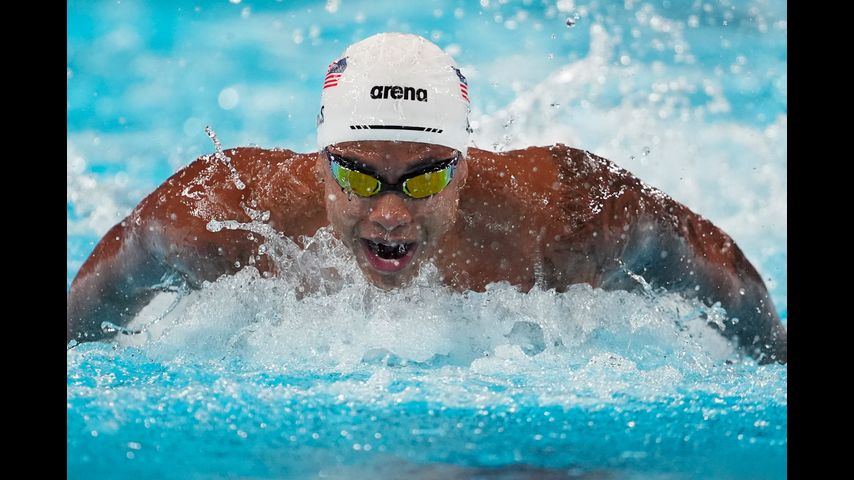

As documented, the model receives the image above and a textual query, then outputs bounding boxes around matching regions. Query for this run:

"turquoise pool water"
[67,1,787,478]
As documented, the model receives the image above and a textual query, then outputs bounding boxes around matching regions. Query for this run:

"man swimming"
[66,32,787,364]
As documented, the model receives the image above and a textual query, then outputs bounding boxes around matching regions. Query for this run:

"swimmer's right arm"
[67,148,304,344]
[66,219,176,343]
[66,155,238,344]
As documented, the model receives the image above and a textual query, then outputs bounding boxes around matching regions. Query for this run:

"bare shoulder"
[464,144,650,224]
[126,147,327,284]
[133,147,311,219]
[450,145,652,290]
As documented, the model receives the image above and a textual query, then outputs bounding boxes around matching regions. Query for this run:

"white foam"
[105,228,764,407]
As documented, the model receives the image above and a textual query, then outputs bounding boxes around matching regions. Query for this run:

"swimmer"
[67,32,787,363]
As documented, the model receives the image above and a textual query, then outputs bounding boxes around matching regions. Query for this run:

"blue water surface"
[67,1,787,478]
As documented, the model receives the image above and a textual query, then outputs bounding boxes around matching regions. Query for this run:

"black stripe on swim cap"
[349,125,444,133]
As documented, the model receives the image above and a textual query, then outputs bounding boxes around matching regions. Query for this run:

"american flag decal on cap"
[324,57,348,90]
[453,67,469,103]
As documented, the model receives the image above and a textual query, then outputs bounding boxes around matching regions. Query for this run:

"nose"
[367,193,412,231]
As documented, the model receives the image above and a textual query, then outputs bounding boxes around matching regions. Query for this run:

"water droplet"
[205,126,245,190]
[206,220,223,233]
[218,88,239,110]
[739,288,746,295]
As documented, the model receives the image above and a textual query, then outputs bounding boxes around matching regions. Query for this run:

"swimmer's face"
[316,141,467,289]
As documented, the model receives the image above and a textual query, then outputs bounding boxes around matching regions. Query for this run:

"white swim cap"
[317,32,471,155]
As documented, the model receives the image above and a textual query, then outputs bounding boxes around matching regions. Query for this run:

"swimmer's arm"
[67,220,176,344]
[548,146,784,363]
[66,160,248,344]
[67,148,323,344]
[621,207,787,364]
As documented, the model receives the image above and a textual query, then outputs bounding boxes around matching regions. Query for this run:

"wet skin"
[67,142,787,363]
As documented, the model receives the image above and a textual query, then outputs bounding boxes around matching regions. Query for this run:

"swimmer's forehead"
[328,141,459,170]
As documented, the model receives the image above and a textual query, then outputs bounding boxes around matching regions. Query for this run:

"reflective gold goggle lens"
[402,169,454,199]
[330,161,382,196]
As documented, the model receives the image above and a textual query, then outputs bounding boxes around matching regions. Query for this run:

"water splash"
[111,228,746,377]
[100,270,190,337]
[204,125,246,191]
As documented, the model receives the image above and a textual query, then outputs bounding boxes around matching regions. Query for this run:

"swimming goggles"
[325,148,460,199]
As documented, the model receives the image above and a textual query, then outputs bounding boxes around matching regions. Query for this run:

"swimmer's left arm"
[618,192,787,364]
[546,146,784,363]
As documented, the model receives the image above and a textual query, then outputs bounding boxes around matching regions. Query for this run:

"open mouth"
[361,239,417,272]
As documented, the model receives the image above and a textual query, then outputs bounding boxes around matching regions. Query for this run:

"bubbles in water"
[218,88,239,110]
